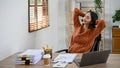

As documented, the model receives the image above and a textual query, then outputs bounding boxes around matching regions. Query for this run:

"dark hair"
[87,10,98,28]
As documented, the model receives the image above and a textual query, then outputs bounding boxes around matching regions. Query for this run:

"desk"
[0,53,120,68]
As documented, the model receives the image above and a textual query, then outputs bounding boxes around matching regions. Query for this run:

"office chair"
[55,34,101,53]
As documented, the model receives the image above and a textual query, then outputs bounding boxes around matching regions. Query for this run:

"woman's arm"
[93,20,106,38]
[73,8,85,28]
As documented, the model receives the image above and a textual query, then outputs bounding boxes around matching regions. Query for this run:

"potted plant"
[112,9,120,28]
[94,0,102,18]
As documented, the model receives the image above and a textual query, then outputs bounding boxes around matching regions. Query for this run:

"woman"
[68,8,106,53]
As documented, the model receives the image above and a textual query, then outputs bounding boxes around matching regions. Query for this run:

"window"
[28,0,49,32]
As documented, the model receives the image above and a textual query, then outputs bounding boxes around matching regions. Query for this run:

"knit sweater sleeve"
[93,20,106,38]
[73,8,85,29]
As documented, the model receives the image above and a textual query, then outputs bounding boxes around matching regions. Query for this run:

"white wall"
[35,0,68,52]
[104,0,112,50]
[0,0,36,61]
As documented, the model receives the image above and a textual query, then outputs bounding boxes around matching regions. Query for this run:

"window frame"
[28,0,49,32]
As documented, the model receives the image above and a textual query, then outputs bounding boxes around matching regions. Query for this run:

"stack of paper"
[16,49,44,65]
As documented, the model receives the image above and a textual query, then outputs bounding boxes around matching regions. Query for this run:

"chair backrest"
[90,34,101,52]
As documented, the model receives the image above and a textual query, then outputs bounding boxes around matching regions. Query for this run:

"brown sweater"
[68,8,106,53]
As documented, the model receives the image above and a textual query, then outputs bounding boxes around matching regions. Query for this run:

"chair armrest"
[55,49,68,53]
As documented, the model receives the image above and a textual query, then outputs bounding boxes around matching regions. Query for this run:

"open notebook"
[53,53,77,63]
[53,53,77,68]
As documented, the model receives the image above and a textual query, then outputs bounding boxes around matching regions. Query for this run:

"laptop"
[74,50,111,67]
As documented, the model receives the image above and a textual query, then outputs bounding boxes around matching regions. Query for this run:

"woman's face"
[83,12,92,25]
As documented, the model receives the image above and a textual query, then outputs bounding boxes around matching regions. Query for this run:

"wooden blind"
[28,0,49,32]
